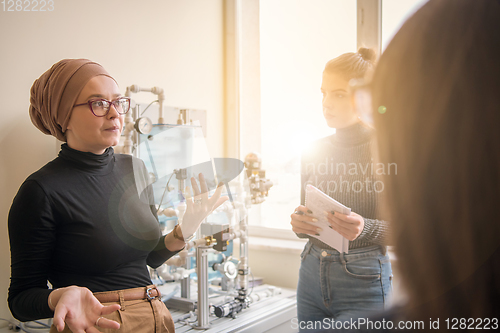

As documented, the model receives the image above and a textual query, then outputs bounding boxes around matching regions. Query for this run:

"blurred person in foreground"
[332,0,500,331]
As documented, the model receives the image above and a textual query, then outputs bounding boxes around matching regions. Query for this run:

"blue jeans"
[296,242,393,332]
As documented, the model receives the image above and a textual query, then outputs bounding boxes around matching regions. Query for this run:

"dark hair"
[372,0,500,321]
[324,47,376,81]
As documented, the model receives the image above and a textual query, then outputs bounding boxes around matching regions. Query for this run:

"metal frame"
[357,0,382,55]
[223,0,261,160]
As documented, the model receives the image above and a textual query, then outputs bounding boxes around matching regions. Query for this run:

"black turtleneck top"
[8,144,178,322]
[298,122,391,250]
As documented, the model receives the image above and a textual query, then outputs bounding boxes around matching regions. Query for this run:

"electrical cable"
[24,320,50,328]
[0,318,12,324]
[0,318,15,329]
[144,140,158,181]
[19,321,50,333]
[161,286,180,302]
[173,312,193,323]
[247,269,254,297]
[140,100,159,116]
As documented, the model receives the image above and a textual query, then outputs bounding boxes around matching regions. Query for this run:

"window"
[246,0,428,234]
[256,0,356,230]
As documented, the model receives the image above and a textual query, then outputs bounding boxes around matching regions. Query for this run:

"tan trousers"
[49,291,175,333]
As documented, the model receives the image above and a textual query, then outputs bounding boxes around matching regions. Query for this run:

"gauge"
[134,117,153,134]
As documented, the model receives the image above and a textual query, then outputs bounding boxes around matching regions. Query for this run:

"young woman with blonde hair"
[291,49,392,331]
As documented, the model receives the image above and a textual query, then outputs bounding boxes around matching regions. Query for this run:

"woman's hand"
[290,205,323,236]
[325,211,364,241]
[178,173,228,240]
[50,286,120,333]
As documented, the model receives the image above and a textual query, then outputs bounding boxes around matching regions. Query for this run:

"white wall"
[248,243,304,290]
[0,0,225,321]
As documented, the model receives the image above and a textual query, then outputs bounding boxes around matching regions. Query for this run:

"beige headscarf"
[29,59,116,141]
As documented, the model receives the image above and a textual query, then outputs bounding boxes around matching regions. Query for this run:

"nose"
[322,93,335,111]
[106,103,121,119]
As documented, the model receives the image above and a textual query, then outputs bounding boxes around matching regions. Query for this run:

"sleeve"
[356,217,391,246]
[8,180,56,322]
[147,234,180,269]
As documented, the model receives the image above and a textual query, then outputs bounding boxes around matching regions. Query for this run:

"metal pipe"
[181,252,191,299]
[238,215,249,296]
[195,246,211,329]
[124,85,165,124]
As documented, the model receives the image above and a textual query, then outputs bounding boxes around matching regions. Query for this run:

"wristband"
[173,224,185,242]
[173,224,194,242]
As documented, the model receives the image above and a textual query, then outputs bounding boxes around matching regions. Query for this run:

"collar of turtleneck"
[332,121,374,146]
[58,143,115,174]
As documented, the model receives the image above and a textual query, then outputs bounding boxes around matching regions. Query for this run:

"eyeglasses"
[73,97,131,117]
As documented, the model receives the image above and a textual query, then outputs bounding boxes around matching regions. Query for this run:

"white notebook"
[305,184,351,253]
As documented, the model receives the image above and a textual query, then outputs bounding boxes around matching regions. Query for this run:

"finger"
[295,205,314,215]
[100,304,121,315]
[198,173,209,194]
[331,215,361,232]
[291,224,315,235]
[198,174,210,201]
[207,182,224,207]
[95,317,120,330]
[291,225,322,236]
[328,216,351,231]
[291,212,318,224]
[326,212,358,226]
[191,177,201,196]
[183,186,193,209]
[329,218,354,237]
[212,196,228,211]
[326,211,358,224]
[183,186,192,199]
[335,229,351,240]
[327,219,352,238]
[53,306,68,332]
[291,220,322,234]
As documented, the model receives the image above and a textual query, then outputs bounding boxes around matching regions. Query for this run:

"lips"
[104,125,120,131]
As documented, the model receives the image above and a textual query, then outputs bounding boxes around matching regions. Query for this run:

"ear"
[66,116,73,130]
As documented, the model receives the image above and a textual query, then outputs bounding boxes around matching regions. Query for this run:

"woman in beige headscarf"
[8,59,227,333]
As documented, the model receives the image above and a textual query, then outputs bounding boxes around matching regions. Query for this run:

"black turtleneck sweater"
[8,144,178,322]
[298,122,391,250]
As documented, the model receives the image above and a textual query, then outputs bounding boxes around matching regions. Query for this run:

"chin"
[107,134,121,146]
[325,118,340,128]
[109,140,120,147]
[329,119,360,129]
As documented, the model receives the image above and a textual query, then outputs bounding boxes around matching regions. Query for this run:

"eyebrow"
[85,93,122,100]
[321,89,347,93]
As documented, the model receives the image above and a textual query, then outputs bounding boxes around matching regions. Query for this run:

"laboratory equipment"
[114,85,294,331]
